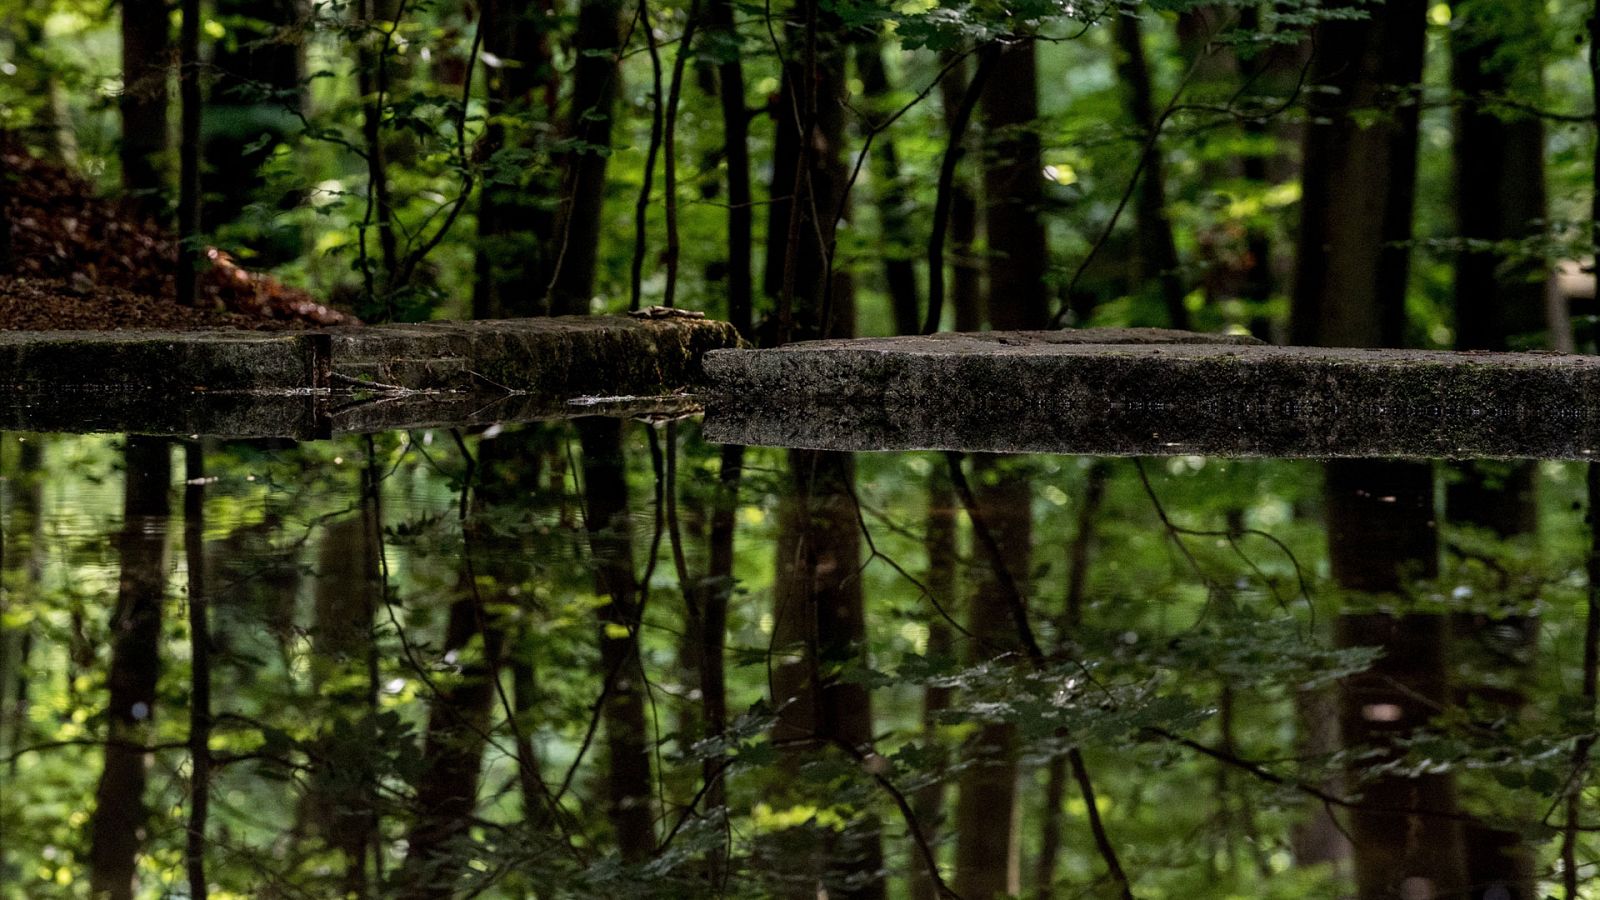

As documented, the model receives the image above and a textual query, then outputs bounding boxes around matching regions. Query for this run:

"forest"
[1,0,1599,898]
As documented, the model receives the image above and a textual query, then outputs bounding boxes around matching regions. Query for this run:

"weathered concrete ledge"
[702,331,1600,460]
[0,316,740,437]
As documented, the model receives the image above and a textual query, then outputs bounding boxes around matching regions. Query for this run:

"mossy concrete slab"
[702,332,1600,460]
[0,316,741,437]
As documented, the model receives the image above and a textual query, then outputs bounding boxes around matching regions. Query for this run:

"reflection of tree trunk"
[184,444,211,900]
[1035,461,1109,899]
[1327,460,1469,900]
[303,498,382,897]
[0,439,43,767]
[89,438,172,900]
[771,448,883,898]
[1290,684,1349,868]
[695,441,741,843]
[954,457,1029,900]
[910,470,956,900]
[401,430,553,895]
[398,581,501,898]
[981,42,1048,331]
[576,417,657,861]
[1113,13,1189,330]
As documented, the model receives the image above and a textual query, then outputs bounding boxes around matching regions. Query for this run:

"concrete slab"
[702,332,1600,460]
[0,316,741,437]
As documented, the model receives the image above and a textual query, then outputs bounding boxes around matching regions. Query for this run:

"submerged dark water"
[0,423,1594,898]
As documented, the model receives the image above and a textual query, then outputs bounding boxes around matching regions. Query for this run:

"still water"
[0,422,1594,899]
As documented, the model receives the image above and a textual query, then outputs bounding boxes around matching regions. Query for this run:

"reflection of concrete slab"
[702,332,1600,460]
[0,316,739,437]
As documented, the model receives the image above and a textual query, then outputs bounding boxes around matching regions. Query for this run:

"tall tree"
[548,0,626,316]
[1446,5,1550,896]
[856,37,920,336]
[120,0,170,219]
[176,0,202,307]
[1291,0,1428,348]
[1114,12,1190,330]
[981,40,1048,331]
[1289,3,1468,896]
[472,0,558,319]
[204,0,307,263]
[763,3,881,895]
[88,438,172,900]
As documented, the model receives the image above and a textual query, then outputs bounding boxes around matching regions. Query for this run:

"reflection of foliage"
[0,427,1595,896]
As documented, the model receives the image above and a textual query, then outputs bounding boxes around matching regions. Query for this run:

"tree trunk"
[954,457,1030,900]
[1291,0,1427,348]
[120,0,170,219]
[937,52,983,332]
[203,0,306,262]
[472,0,558,319]
[184,444,211,900]
[1443,11,1548,897]
[981,41,1048,330]
[1114,13,1190,330]
[707,0,753,338]
[548,0,625,316]
[89,438,172,900]
[855,38,921,336]
[176,0,201,307]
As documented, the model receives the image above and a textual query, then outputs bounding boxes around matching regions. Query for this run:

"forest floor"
[1,147,355,331]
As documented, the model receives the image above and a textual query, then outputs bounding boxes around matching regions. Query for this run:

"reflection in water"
[0,425,1595,898]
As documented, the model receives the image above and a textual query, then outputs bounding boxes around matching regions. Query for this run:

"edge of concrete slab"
[702,333,1600,459]
[0,315,742,437]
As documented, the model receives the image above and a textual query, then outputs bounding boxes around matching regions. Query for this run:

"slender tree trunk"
[548,0,625,316]
[1114,12,1190,330]
[176,0,202,307]
[120,0,170,219]
[89,438,172,900]
[707,0,752,338]
[356,0,399,305]
[953,457,1029,900]
[981,41,1048,330]
[938,52,983,332]
[856,38,921,336]
[0,126,12,271]
[1034,461,1109,899]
